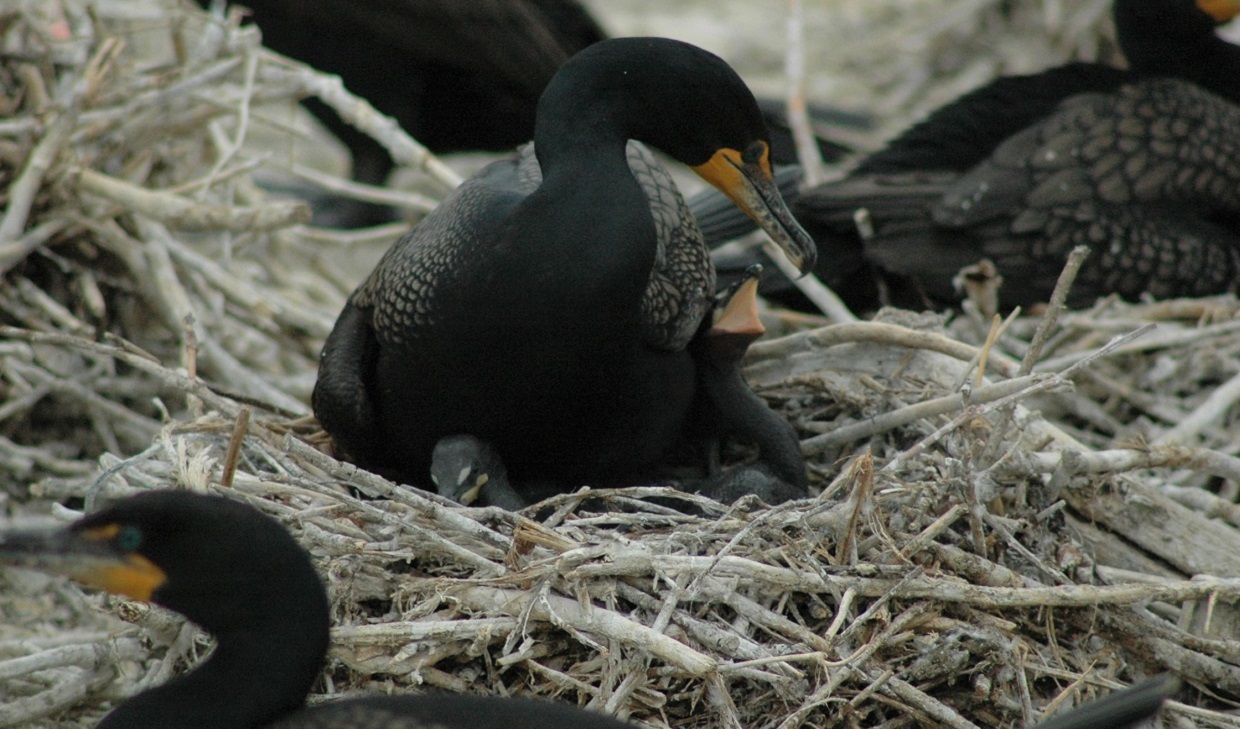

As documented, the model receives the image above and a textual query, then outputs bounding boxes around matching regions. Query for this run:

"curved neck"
[699,358,806,489]
[516,131,658,323]
[98,584,328,729]
[98,622,326,729]
[534,94,631,174]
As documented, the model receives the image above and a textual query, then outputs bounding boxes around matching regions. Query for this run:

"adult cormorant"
[312,38,816,495]
[0,491,642,728]
[701,0,1240,312]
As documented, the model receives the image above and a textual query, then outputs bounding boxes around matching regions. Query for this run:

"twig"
[220,407,250,488]
[998,445,1240,484]
[288,163,440,214]
[0,219,69,275]
[449,585,718,676]
[748,321,1021,377]
[1020,246,1089,376]
[257,56,463,191]
[801,369,1059,455]
[75,168,310,232]
[783,0,825,187]
[1153,366,1240,446]
[880,324,1153,473]
[0,110,75,271]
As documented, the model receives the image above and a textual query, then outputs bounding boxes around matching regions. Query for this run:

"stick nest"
[1,2,1239,728]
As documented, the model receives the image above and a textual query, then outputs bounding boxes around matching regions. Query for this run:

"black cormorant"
[208,0,606,188]
[312,37,816,496]
[0,491,643,728]
[701,0,1240,312]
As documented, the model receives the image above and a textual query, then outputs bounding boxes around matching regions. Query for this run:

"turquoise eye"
[742,141,766,164]
[115,526,142,552]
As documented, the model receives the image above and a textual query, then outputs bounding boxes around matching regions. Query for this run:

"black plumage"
[685,267,807,504]
[214,0,605,181]
[902,78,1240,307]
[312,37,815,495]
[510,141,717,351]
[702,0,1240,312]
[0,491,641,729]
[1032,676,1179,729]
[429,267,807,509]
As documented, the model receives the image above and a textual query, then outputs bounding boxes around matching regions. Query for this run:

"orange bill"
[692,141,816,274]
[1198,0,1240,23]
[0,523,166,601]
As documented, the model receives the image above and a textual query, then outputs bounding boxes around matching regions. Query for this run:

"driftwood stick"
[1020,246,1090,376]
[75,168,310,232]
[1000,445,1240,484]
[783,0,825,187]
[749,321,1022,376]
[801,372,1058,454]
[450,585,718,676]
[569,554,1240,606]
[288,163,440,213]
[0,219,69,276]
[0,327,245,418]
[0,111,75,271]
[1154,366,1240,446]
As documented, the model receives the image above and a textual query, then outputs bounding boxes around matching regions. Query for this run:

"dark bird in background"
[204,0,863,226]
[701,0,1240,313]
[312,37,816,502]
[0,489,1183,728]
[207,0,605,216]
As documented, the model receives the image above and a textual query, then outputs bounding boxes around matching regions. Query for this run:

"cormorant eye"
[742,141,766,164]
[115,525,143,552]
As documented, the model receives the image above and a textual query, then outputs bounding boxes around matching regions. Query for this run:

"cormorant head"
[431,434,505,505]
[1194,0,1240,26]
[0,490,327,639]
[538,37,817,276]
[703,265,766,365]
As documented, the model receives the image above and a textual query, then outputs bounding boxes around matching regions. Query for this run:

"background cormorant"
[701,0,1240,313]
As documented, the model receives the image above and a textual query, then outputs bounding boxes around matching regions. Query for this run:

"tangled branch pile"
[1,2,1239,729]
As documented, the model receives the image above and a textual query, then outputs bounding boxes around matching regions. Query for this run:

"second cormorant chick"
[431,434,526,510]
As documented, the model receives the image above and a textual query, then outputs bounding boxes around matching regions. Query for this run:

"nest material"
[1,1,1240,728]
